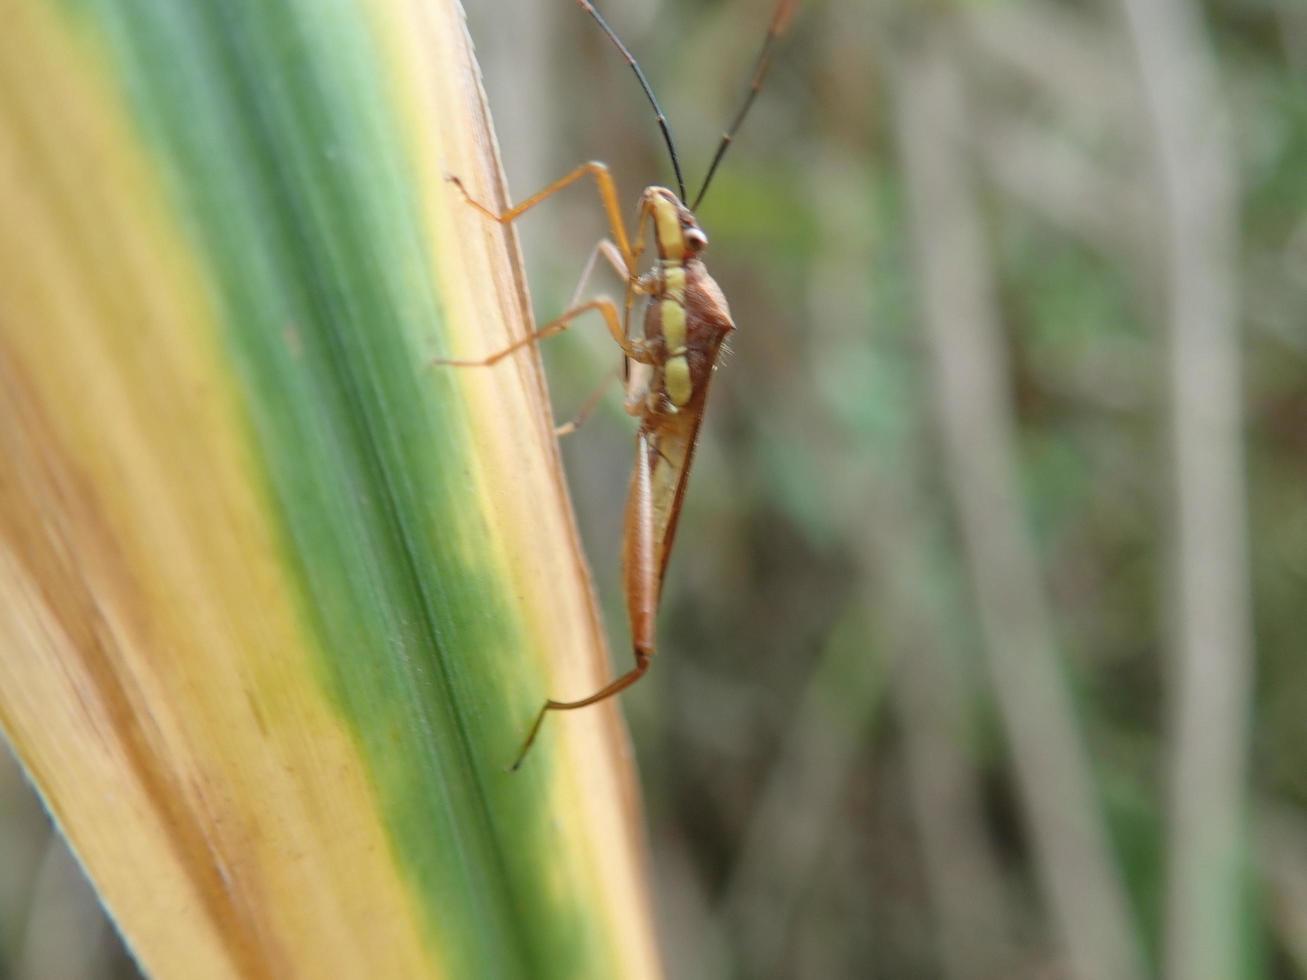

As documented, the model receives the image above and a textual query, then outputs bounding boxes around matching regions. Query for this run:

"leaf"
[0,0,659,977]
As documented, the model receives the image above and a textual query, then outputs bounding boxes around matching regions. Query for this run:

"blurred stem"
[888,17,1147,980]
[803,34,1021,969]
[1256,805,1307,974]
[972,115,1134,257]
[719,608,887,979]
[960,3,1150,268]
[886,545,1021,980]
[1114,0,1253,978]
[1277,3,1307,80]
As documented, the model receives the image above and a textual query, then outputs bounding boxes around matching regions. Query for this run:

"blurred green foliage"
[5,0,1307,977]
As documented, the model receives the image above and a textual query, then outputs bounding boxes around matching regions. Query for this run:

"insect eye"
[685,227,709,252]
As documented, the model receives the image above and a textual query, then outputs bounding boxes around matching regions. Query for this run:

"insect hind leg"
[508,650,650,771]
[555,369,622,438]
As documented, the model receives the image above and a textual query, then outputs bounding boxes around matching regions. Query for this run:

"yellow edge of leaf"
[378,1,661,975]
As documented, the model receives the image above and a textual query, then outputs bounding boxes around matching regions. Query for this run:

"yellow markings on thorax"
[663,264,686,301]
[661,298,691,408]
[661,298,687,353]
[663,358,693,408]
[652,195,685,262]
[650,195,693,408]
[650,195,700,407]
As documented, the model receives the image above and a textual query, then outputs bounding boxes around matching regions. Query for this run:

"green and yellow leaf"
[0,0,658,976]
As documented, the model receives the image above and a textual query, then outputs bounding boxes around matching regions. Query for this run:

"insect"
[436,0,797,769]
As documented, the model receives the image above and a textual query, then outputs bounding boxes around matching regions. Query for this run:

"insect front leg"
[622,196,660,332]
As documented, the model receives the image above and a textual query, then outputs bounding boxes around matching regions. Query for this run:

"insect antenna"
[691,0,798,211]
[575,1,688,203]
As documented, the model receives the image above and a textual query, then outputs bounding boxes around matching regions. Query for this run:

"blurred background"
[4,0,1305,977]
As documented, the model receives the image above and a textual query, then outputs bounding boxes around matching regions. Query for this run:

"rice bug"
[435,0,797,769]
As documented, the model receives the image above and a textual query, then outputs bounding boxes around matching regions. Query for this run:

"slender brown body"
[622,205,735,664]
[434,0,794,769]
[436,178,736,768]
[510,186,734,767]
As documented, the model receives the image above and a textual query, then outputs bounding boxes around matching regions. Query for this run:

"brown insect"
[436,0,797,769]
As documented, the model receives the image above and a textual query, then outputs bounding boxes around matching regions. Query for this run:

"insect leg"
[548,237,635,436]
[429,297,649,368]
[447,162,638,270]
[508,428,658,771]
[568,238,632,309]
[623,361,653,417]
[623,196,659,336]
[554,369,622,437]
[508,652,649,772]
